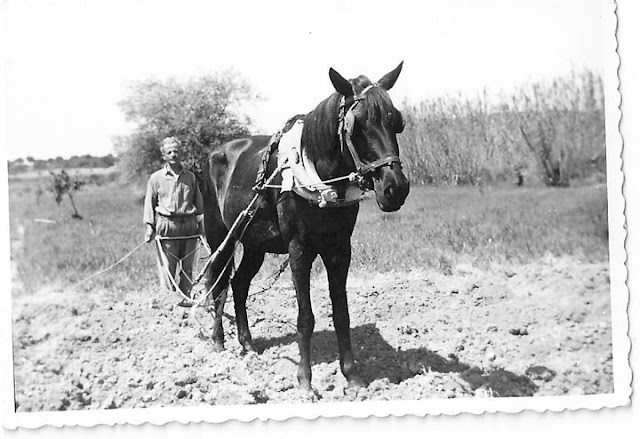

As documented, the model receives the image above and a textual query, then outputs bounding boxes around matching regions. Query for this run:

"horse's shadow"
[254,323,540,397]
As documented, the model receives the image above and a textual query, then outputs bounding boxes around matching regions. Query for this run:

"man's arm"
[143,176,157,242]
[192,176,210,253]
[194,179,205,236]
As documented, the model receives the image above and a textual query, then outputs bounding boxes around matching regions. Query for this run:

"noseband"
[337,84,402,185]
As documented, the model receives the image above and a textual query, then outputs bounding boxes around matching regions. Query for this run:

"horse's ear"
[377,61,404,91]
[329,68,354,96]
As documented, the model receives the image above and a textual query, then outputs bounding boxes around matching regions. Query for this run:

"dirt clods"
[12,257,612,410]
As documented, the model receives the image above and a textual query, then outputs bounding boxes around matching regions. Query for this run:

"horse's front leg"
[320,243,365,388]
[210,282,228,353]
[289,239,317,391]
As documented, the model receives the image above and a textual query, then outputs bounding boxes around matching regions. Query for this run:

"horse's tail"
[200,147,235,304]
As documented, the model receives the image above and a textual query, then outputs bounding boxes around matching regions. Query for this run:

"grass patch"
[8,180,609,295]
[9,182,154,295]
[350,184,609,274]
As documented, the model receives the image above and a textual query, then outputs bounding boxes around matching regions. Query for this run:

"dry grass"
[350,184,608,275]
[9,178,609,295]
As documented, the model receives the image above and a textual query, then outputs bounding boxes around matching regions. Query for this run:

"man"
[144,136,205,307]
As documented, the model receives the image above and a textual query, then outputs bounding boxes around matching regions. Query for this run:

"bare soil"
[11,254,612,411]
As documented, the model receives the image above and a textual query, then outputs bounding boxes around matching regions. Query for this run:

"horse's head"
[329,63,410,212]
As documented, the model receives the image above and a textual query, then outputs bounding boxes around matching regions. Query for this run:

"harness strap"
[338,86,402,179]
[358,155,401,175]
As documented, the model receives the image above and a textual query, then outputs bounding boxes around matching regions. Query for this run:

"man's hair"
[160,136,181,151]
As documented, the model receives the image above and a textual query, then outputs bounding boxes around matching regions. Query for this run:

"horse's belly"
[241,217,288,254]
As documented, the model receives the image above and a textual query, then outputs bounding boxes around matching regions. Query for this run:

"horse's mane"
[301,93,341,164]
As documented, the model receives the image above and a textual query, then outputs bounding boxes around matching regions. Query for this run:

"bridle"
[337,83,402,189]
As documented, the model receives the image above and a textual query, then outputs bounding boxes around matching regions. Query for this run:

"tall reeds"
[400,69,605,186]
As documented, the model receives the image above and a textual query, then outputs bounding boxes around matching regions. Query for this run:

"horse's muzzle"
[373,165,410,212]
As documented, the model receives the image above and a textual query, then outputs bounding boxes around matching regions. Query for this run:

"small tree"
[512,70,605,187]
[50,170,85,219]
[115,70,258,182]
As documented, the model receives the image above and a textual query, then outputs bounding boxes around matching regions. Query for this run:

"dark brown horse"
[201,63,410,390]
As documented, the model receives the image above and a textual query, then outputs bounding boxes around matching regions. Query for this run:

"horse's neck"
[301,95,347,180]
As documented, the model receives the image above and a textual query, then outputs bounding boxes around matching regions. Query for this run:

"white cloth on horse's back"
[278,119,331,193]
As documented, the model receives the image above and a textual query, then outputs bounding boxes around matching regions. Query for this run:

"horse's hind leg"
[320,244,365,388]
[231,248,265,352]
[203,244,234,353]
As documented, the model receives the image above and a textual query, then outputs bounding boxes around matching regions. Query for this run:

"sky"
[1,0,608,160]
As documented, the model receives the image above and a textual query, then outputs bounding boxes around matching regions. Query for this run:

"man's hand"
[144,224,155,243]
[200,236,212,254]
[197,218,211,253]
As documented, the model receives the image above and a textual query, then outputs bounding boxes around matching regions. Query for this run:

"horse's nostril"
[384,186,395,199]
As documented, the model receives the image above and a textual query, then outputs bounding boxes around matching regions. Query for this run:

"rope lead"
[70,240,148,288]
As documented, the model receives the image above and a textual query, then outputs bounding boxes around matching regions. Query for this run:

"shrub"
[513,70,605,186]
[114,70,259,182]
[50,170,85,219]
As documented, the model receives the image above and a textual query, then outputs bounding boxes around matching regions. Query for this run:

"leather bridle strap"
[338,85,402,177]
[358,155,401,175]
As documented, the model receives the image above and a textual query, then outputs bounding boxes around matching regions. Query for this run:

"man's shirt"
[143,164,204,226]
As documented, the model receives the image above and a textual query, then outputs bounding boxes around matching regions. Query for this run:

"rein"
[337,84,402,187]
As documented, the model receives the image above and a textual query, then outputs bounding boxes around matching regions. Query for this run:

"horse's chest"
[277,194,359,244]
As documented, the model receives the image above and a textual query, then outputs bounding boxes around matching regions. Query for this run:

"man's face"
[162,143,181,165]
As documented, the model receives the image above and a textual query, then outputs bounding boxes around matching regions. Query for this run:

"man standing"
[144,136,205,307]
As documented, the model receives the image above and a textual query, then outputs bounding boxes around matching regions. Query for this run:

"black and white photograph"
[0,0,633,431]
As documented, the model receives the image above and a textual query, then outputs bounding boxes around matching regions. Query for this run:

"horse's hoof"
[241,341,256,353]
[299,381,313,393]
[211,342,225,353]
[346,376,366,389]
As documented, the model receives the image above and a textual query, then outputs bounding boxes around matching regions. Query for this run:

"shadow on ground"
[255,323,539,397]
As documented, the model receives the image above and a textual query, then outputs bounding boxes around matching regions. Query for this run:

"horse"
[200,63,410,391]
